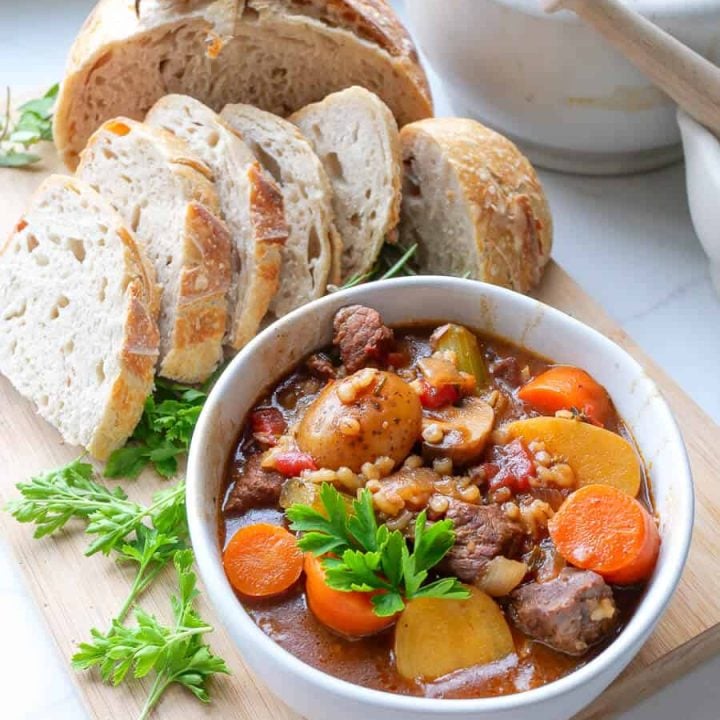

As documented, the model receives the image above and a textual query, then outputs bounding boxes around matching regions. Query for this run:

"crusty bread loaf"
[76,117,232,383]
[0,175,159,460]
[399,118,553,294]
[221,103,340,317]
[146,95,287,350]
[53,0,433,169]
[291,86,401,281]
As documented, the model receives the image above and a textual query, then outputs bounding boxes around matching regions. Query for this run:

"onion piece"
[476,556,528,597]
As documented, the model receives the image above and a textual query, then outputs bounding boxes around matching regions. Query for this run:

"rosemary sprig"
[340,242,418,290]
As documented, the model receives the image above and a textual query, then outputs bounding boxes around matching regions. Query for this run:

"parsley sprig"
[286,484,469,616]
[105,378,209,479]
[6,459,227,716]
[7,459,187,556]
[0,84,58,167]
[73,550,229,720]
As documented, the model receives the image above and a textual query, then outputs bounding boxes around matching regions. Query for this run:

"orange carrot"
[304,554,398,637]
[518,366,611,426]
[223,523,303,597]
[549,484,660,585]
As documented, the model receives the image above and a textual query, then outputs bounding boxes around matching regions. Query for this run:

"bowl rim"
[481,0,720,21]
[187,276,693,714]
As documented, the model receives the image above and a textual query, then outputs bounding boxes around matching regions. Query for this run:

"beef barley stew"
[218,305,658,699]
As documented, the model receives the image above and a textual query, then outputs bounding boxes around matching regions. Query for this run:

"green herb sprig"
[286,484,469,616]
[6,459,227,716]
[340,242,418,290]
[7,459,187,556]
[73,550,229,720]
[0,84,58,167]
[105,378,210,479]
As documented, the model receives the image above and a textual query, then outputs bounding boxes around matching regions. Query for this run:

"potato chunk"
[296,369,422,472]
[394,587,514,681]
[507,417,641,496]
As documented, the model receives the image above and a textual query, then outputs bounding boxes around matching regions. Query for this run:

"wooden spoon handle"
[546,0,720,136]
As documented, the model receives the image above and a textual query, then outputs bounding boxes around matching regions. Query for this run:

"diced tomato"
[250,407,287,446]
[273,451,318,476]
[418,379,459,409]
[488,439,536,493]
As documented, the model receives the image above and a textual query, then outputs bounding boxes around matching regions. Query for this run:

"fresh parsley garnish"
[73,550,229,720]
[0,84,58,168]
[7,458,187,557]
[6,460,228,717]
[105,378,210,479]
[286,484,469,616]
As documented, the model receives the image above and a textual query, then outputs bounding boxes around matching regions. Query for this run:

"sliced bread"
[290,86,402,281]
[399,118,553,293]
[221,103,339,317]
[76,117,232,383]
[53,0,432,168]
[146,94,288,350]
[0,175,159,460]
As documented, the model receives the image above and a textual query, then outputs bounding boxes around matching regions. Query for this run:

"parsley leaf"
[73,550,229,719]
[412,510,457,572]
[0,84,58,168]
[115,526,187,622]
[287,484,470,616]
[6,458,187,557]
[105,378,211,479]
[285,482,353,555]
[7,460,226,718]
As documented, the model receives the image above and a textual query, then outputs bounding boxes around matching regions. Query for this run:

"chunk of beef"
[306,352,337,380]
[509,568,617,656]
[333,305,394,372]
[443,499,525,582]
[491,356,522,388]
[250,407,286,447]
[224,454,284,514]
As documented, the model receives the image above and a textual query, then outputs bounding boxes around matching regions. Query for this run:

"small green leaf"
[347,489,379,551]
[104,445,150,479]
[411,577,470,600]
[0,148,41,166]
[371,591,405,617]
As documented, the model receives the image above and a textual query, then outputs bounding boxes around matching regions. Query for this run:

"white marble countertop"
[1,1,719,718]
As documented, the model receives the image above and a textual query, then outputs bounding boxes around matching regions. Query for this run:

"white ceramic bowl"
[404,0,720,174]
[677,109,720,298]
[187,277,693,720]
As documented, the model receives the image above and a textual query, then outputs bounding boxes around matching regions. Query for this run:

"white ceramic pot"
[187,277,693,720]
[405,0,720,174]
[678,109,720,297]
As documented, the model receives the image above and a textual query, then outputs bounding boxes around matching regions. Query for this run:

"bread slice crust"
[221,103,339,317]
[76,117,232,383]
[0,175,159,460]
[53,0,432,168]
[399,118,553,294]
[145,95,287,350]
[290,86,402,281]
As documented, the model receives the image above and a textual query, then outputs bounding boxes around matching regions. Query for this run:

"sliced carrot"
[549,484,660,585]
[518,366,611,426]
[304,553,398,637]
[223,523,303,597]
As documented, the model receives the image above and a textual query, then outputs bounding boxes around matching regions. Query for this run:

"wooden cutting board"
[1,118,719,720]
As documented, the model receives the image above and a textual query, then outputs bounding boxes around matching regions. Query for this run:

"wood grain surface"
[1,101,719,720]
